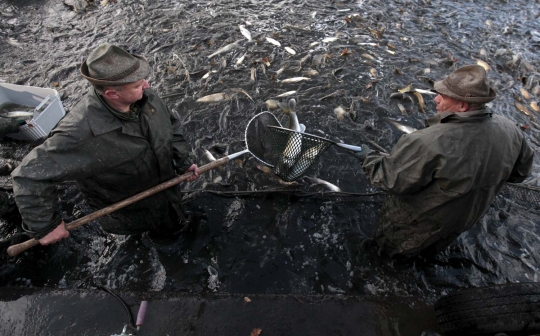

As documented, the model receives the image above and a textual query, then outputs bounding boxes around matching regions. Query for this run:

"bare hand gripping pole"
[7,111,283,257]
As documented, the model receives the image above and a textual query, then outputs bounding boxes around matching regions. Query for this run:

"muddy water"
[0,0,539,305]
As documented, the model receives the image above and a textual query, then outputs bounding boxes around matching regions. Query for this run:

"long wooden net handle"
[7,157,230,257]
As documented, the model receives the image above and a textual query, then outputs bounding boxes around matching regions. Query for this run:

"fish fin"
[299,124,306,133]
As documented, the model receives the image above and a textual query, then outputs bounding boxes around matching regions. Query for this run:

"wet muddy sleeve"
[0,191,9,218]
[361,135,439,194]
[11,131,100,238]
[170,111,191,173]
[0,117,21,136]
[507,137,534,183]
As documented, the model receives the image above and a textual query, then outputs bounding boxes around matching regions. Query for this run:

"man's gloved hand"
[17,120,27,126]
[354,145,374,162]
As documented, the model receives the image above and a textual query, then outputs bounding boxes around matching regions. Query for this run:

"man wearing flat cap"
[11,43,200,246]
[356,65,534,257]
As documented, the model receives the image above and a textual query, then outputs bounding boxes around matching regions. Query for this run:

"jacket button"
[151,109,155,113]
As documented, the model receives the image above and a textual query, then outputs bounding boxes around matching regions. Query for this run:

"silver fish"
[390,92,414,104]
[6,37,23,49]
[284,47,296,55]
[286,100,301,132]
[361,53,376,61]
[280,77,311,84]
[334,106,346,121]
[255,164,299,187]
[196,92,230,103]
[322,37,338,43]
[208,40,241,59]
[0,111,33,118]
[275,91,297,98]
[239,25,252,42]
[384,118,417,134]
[229,88,254,102]
[266,37,281,47]
[303,69,319,77]
[299,54,311,67]
[285,146,324,180]
[203,149,217,162]
[235,53,246,66]
[250,68,257,82]
[265,99,280,110]
[275,66,286,77]
[396,103,407,116]
[303,176,341,192]
[280,99,303,170]
[414,88,437,95]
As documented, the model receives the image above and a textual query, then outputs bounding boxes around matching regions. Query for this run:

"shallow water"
[0,0,539,305]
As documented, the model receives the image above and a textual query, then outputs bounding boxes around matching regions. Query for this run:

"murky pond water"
[0,0,539,305]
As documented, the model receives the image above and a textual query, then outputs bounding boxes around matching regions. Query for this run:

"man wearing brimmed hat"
[11,43,200,246]
[355,65,534,257]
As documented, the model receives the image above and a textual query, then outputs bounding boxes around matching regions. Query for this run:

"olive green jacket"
[12,88,191,238]
[362,109,534,257]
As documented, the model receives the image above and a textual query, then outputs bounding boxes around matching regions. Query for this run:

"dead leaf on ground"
[340,48,352,56]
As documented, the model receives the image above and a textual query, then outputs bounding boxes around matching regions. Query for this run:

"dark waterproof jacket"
[0,191,8,218]
[12,88,191,238]
[362,109,534,257]
[0,117,20,218]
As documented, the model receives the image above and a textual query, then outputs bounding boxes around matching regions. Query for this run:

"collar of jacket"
[425,108,492,127]
[87,88,149,136]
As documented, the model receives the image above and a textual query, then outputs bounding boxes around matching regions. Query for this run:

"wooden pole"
[7,157,230,257]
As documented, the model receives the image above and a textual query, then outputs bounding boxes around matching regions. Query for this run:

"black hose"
[94,284,136,328]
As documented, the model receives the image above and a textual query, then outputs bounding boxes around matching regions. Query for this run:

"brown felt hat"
[80,43,150,86]
[434,65,496,103]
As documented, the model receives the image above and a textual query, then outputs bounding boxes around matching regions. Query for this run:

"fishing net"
[266,126,333,182]
[501,182,540,208]
[245,112,333,182]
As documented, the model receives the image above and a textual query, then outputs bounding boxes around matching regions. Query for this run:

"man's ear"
[459,102,469,112]
[103,89,119,100]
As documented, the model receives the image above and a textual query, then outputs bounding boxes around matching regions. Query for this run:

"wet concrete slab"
[0,287,440,336]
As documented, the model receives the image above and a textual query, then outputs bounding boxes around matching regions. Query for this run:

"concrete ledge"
[0,287,440,335]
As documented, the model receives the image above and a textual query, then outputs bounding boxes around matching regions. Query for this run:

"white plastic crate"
[0,83,66,141]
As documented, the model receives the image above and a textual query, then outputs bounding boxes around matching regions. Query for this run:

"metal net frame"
[245,111,282,167]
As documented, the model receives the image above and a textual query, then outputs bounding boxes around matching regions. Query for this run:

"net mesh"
[266,126,333,182]
[501,183,540,207]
